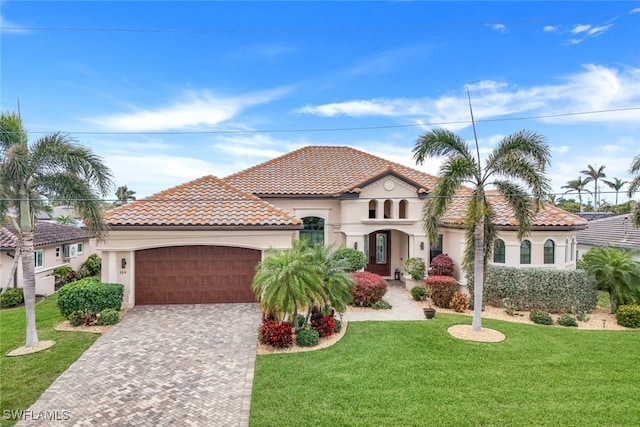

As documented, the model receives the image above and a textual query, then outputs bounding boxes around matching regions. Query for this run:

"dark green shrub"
[426,276,457,308]
[96,308,120,325]
[411,286,427,301]
[576,310,591,322]
[67,309,98,326]
[371,300,392,310]
[615,305,640,328]
[0,288,25,308]
[449,292,469,312]
[333,247,367,272]
[57,277,124,318]
[75,266,91,280]
[82,254,102,276]
[468,265,596,313]
[290,313,306,330]
[430,254,454,277]
[529,309,553,325]
[334,318,342,333]
[296,329,320,347]
[557,314,578,327]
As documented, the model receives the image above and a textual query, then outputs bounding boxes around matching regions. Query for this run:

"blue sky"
[2,1,640,204]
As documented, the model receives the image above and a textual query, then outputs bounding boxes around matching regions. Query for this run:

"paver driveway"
[18,304,261,427]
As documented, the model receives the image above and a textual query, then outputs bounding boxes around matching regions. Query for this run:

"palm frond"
[486,130,550,170]
[627,155,640,198]
[412,128,473,164]
[493,180,536,239]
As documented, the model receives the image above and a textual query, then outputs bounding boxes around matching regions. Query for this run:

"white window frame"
[77,242,84,254]
[35,250,44,268]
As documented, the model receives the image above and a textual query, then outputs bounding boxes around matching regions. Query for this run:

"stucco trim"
[107,224,303,231]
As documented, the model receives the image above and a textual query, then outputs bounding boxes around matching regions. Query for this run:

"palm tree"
[115,185,136,206]
[581,164,606,212]
[413,128,551,332]
[545,193,557,206]
[627,154,640,227]
[55,214,78,226]
[581,247,640,313]
[562,177,593,213]
[602,177,628,207]
[309,244,354,315]
[0,112,113,348]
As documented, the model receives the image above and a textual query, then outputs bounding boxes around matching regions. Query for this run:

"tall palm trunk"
[21,231,39,347]
[472,215,484,331]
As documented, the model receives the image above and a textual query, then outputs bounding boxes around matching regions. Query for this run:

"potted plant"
[423,286,436,319]
[403,257,426,291]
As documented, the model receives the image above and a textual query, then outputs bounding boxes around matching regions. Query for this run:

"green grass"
[251,315,640,427]
[0,294,98,427]
[597,290,611,310]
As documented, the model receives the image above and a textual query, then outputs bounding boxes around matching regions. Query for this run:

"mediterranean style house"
[1,221,95,295]
[100,145,586,307]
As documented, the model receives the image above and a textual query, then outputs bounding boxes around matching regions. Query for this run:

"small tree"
[581,247,640,313]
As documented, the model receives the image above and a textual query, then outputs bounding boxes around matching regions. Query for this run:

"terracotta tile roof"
[224,146,439,196]
[1,221,92,249]
[577,214,640,250]
[105,175,302,227]
[439,190,587,229]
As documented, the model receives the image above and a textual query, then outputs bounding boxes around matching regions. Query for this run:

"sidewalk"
[342,280,425,321]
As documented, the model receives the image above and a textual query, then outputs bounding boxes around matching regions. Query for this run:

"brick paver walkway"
[342,280,425,321]
[17,304,261,427]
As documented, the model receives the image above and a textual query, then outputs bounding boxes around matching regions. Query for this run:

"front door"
[366,231,390,276]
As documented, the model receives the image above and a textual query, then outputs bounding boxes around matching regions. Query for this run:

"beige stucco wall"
[98,228,298,307]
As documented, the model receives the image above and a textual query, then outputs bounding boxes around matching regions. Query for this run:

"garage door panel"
[135,245,260,305]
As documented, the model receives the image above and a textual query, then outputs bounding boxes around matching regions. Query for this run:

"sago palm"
[627,154,640,227]
[581,246,640,313]
[413,128,551,331]
[0,112,113,348]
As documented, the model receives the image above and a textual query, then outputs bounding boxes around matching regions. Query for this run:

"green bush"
[411,286,427,301]
[0,288,25,308]
[404,257,426,280]
[67,309,98,327]
[426,276,457,308]
[82,254,102,276]
[290,313,306,329]
[576,310,591,322]
[529,309,553,325]
[295,329,320,347]
[468,265,596,313]
[371,300,392,310]
[96,308,120,325]
[334,318,342,334]
[557,314,578,327]
[57,277,124,318]
[615,305,640,328]
[333,247,367,272]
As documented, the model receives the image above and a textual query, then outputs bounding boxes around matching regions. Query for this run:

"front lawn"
[251,315,640,426]
[0,294,99,427]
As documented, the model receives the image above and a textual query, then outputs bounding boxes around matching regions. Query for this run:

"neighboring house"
[0,221,95,295]
[101,145,586,307]
[577,214,640,261]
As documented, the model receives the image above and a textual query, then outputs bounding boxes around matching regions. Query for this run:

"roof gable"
[105,175,302,227]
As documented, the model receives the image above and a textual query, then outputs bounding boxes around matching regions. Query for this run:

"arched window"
[520,240,531,264]
[300,216,324,246]
[493,239,505,263]
[384,200,392,218]
[368,200,377,219]
[399,200,408,219]
[544,239,555,264]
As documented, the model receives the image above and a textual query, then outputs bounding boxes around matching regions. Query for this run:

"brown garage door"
[135,245,261,305]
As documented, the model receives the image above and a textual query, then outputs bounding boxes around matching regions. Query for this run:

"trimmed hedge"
[468,265,596,313]
[615,305,640,328]
[57,277,124,318]
[426,276,457,308]
[333,247,367,272]
[0,287,25,308]
[296,329,320,347]
[350,272,388,307]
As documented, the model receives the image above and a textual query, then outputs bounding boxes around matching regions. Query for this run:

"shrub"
[289,313,306,330]
[404,257,426,280]
[296,329,320,347]
[82,254,102,276]
[468,265,596,313]
[615,305,640,328]
[449,292,469,313]
[426,276,457,308]
[0,287,25,308]
[576,310,591,322]
[502,298,517,316]
[371,300,392,310]
[334,318,342,334]
[350,272,388,307]
[529,309,553,325]
[57,277,124,318]
[333,247,367,272]
[411,286,427,301]
[96,308,120,325]
[430,254,454,277]
[53,266,76,286]
[67,309,98,327]
[557,314,578,327]
[311,307,336,337]
[75,266,91,280]
[259,319,293,348]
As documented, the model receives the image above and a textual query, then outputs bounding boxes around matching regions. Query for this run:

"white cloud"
[571,24,591,34]
[630,7,640,14]
[543,25,557,33]
[587,24,612,36]
[491,24,507,33]
[552,146,569,154]
[89,87,291,131]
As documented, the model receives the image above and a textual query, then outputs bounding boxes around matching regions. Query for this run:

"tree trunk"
[21,231,39,348]
[609,292,616,315]
[472,216,485,332]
